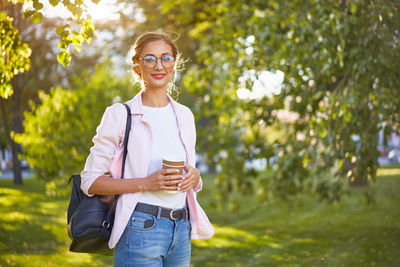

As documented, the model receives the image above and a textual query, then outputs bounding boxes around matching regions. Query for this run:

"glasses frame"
[138,55,175,69]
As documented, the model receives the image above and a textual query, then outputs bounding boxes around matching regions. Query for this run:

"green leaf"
[57,51,71,66]
[72,35,84,45]
[66,2,75,12]
[31,12,43,23]
[49,0,59,6]
[73,7,83,18]
[32,0,44,10]
[81,19,94,40]
[23,10,36,19]
[0,84,13,99]
[350,3,357,14]
[56,25,69,36]
[58,40,67,49]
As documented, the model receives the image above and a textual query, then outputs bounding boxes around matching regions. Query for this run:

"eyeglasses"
[138,55,175,69]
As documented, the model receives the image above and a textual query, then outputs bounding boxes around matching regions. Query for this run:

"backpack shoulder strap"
[120,103,131,179]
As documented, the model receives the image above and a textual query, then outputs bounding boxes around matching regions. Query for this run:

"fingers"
[164,174,182,181]
[162,168,181,175]
[150,166,199,192]
[183,163,192,173]
[162,181,179,191]
[178,181,192,192]
[179,165,200,192]
[163,178,180,186]
[181,165,198,181]
[159,174,181,191]
[178,183,190,192]
[178,173,196,192]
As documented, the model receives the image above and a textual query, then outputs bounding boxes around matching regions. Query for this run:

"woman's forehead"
[141,40,173,56]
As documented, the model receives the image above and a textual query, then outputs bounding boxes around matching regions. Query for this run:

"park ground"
[0,168,399,266]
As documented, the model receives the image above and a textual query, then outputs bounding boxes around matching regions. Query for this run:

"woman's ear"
[132,64,141,78]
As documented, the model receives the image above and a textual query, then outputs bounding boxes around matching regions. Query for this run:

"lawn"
[0,168,399,267]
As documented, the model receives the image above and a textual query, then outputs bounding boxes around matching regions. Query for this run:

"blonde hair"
[130,32,184,95]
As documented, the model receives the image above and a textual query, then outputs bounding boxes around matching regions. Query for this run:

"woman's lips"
[151,74,166,79]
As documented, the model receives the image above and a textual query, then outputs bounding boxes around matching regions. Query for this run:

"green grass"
[1,169,400,267]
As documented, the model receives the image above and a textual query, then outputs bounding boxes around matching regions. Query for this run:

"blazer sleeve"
[189,110,203,193]
[80,104,126,196]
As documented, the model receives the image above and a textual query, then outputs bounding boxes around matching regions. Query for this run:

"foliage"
[138,0,400,204]
[15,61,136,178]
[0,11,31,99]
[0,1,100,184]
[1,169,400,266]
[0,0,97,99]
[21,0,96,66]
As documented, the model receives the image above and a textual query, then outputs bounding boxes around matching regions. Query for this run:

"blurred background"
[1,0,399,266]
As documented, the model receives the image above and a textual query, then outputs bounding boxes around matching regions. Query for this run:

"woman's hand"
[178,164,200,192]
[144,169,182,192]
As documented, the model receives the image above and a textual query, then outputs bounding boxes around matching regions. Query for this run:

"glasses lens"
[161,56,175,68]
[143,56,156,68]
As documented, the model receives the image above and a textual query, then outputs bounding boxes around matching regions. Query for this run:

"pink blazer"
[80,90,214,248]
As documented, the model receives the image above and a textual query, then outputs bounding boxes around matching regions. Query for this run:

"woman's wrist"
[136,177,148,192]
[124,177,147,193]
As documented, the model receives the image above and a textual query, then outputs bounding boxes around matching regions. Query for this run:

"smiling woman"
[79,32,214,266]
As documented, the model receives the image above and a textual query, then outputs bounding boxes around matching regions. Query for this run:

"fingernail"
[178,183,181,187]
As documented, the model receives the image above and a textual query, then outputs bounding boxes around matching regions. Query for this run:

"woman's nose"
[154,58,163,70]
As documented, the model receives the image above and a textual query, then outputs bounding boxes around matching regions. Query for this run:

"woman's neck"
[141,88,169,107]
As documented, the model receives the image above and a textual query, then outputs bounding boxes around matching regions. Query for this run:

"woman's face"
[135,40,175,91]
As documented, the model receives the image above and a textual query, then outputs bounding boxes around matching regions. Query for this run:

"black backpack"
[67,103,131,255]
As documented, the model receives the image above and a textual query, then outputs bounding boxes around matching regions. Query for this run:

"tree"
[0,11,31,99]
[134,0,400,204]
[1,0,96,99]
[15,61,137,178]
[1,0,97,184]
[1,3,32,184]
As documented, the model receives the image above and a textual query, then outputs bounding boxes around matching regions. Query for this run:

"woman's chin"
[145,81,170,90]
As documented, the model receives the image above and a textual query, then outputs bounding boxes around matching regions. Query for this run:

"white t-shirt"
[138,103,187,209]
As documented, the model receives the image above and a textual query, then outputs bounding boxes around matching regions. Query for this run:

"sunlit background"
[1,0,400,266]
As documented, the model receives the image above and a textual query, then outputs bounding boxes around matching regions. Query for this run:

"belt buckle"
[170,209,179,220]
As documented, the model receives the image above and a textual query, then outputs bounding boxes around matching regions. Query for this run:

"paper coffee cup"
[162,159,185,175]
[162,158,185,194]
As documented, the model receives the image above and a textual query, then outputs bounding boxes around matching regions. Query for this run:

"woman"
[80,32,214,266]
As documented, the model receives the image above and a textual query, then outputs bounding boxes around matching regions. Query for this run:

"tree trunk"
[11,68,24,186]
[0,99,23,185]
[11,140,22,185]
[349,100,379,187]
[0,2,25,184]
[0,101,21,185]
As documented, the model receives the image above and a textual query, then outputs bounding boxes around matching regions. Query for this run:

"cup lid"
[162,155,185,162]
[162,162,185,167]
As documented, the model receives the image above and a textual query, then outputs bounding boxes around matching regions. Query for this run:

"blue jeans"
[113,210,191,267]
